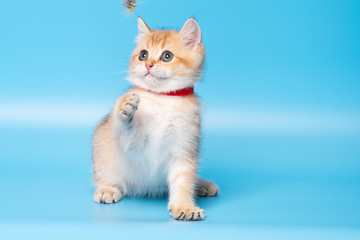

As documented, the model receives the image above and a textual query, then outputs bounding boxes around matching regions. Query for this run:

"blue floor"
[1,126,359,239]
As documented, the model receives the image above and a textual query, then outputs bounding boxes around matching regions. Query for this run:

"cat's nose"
[145,62,154,71]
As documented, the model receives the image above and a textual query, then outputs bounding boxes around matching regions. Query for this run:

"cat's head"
[128,17,205,93]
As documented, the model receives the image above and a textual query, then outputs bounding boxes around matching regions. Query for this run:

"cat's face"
[128,18,205,93]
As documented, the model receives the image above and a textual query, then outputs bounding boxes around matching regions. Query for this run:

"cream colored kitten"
[92,17,219,221]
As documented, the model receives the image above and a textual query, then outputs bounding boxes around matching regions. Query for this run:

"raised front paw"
[118,93,140,120]
[169,206,205,221]
[94,186,122,204]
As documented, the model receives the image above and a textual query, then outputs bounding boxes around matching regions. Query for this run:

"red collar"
[148,86,194,96]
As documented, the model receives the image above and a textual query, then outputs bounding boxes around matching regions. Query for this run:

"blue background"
[1,0,359,239]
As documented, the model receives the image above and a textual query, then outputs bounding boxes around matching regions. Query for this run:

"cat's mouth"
[145,72,155,77]
[144,72,168,80]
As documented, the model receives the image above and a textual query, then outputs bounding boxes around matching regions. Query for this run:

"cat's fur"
[92,17,219,221]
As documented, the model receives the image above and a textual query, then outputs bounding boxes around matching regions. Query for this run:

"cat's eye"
[139,50,148,61]
[161,51,173,62]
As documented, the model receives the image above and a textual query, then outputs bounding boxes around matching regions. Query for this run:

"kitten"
[92,17,219,221]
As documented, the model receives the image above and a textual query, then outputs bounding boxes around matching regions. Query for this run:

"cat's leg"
[167,159,205,221]
[92,136,125,204]
[93,148,124,204]
[195,178,220,197]
[92,92,140,204]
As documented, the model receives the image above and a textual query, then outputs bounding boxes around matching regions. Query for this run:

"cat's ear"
[138,17,151,38]
[179,18,202,49]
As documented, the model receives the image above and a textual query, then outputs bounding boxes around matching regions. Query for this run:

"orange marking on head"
[130,27,205,80]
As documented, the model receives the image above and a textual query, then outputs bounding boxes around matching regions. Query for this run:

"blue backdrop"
[1,0,359,239]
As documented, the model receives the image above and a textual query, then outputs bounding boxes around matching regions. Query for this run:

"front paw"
[169,206,205,221]
[94,186,122,204]
[118,93,140,120]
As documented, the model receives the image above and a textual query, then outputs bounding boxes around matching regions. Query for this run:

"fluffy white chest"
[117,92,199,196]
